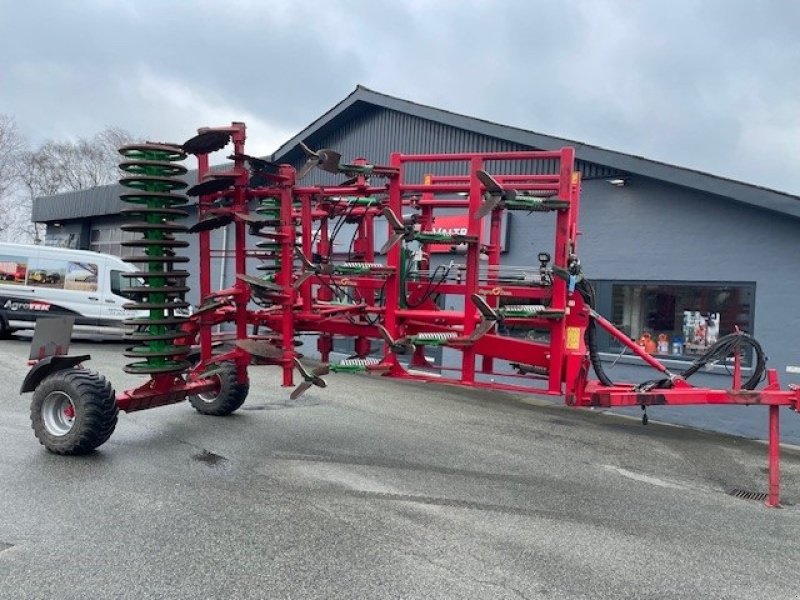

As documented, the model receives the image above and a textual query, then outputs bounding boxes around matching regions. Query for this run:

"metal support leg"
[766,405,781,508]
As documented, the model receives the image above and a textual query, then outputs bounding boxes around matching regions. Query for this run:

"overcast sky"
[2,0,799,193]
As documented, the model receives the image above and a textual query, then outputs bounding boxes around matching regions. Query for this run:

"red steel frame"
[115,122,799,507]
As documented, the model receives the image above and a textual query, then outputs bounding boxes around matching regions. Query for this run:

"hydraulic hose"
[576,279,766,390]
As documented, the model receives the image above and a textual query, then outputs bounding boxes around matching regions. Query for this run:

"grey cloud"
[1,0,798,192]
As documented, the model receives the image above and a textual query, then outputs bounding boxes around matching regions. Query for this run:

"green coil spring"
[118,143,193,375]
[254,196,283,281]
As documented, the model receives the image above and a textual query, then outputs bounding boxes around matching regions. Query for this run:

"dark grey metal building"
[32,86,800,429]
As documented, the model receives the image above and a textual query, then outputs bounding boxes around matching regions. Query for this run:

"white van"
[0,243,142,338]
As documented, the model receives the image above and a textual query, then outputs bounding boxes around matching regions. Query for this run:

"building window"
[90,228,138,258]
[593,280,756,364]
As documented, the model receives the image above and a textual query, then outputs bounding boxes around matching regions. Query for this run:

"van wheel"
[30,369,118,455]
[0,317,12,339]
[189,361,248,416]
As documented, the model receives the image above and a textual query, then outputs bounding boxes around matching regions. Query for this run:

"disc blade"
[183,130,231,155]
[186,176,236,197]
[188,214,233,233]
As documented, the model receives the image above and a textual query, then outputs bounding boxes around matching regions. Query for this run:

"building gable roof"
[34,85,800,223]
[274,85,800,219]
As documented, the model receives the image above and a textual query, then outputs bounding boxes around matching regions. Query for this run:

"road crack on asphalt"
[311,498,533,598]
[474,577,531,600]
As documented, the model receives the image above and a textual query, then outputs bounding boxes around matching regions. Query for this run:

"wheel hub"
[41,391,75,437]
[197,374,222,403]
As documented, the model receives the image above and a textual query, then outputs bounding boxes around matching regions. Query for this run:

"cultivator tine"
[475,170,510,219]
[296,142,319,180]
[381,207,405,232]
[291,358,329,399]
[290,381,313,400]
[474,193,501,220]
[198,366,226,380]
[316,149,342,174]
[293,247,316,271]
[237,273,284,292]
[228,153,279,174]
[380,207,409,253]
[293,271,315,289]
[377,324,412,355]
[380,231,405,255]
[235,212,271,228]
[468,318,496,342]
[471,294,500,321]
[476,169,504,194]
[296,142,342,179]
[192,299,231,315]
[235,339,284,360]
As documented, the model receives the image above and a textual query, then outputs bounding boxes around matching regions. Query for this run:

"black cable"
[577,277,768,391]
[576,279,615,386]
[406,263,451,308]
[327,199,359,262]
[680,332,766,389]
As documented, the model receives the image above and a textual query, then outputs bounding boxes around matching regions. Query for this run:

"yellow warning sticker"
[565,327,581,350]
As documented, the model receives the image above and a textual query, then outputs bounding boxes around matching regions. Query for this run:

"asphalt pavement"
[1,337,799,599]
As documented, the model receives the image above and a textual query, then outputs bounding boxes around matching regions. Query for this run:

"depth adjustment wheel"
[189,361,249,416]
[30,369,118,455]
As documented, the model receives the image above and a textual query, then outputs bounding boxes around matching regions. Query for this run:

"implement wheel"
[30,369,118,455]
[189,361,248,416]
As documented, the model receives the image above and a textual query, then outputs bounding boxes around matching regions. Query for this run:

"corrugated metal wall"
[34,105,621,222]
[287,106,621,186]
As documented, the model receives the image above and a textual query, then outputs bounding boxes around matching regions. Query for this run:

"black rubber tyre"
[0,316,13,340]
[30,369,118,455]
[189,361,248,416]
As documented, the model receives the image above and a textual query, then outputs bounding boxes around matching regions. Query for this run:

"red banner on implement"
[428,214,470,253]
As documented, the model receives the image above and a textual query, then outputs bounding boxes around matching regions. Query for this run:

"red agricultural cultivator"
[21,122,799,506]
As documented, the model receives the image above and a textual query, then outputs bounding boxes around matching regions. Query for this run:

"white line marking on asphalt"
[603,465,685,490]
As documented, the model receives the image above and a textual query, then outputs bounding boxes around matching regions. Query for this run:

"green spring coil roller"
[118,143,193,375]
